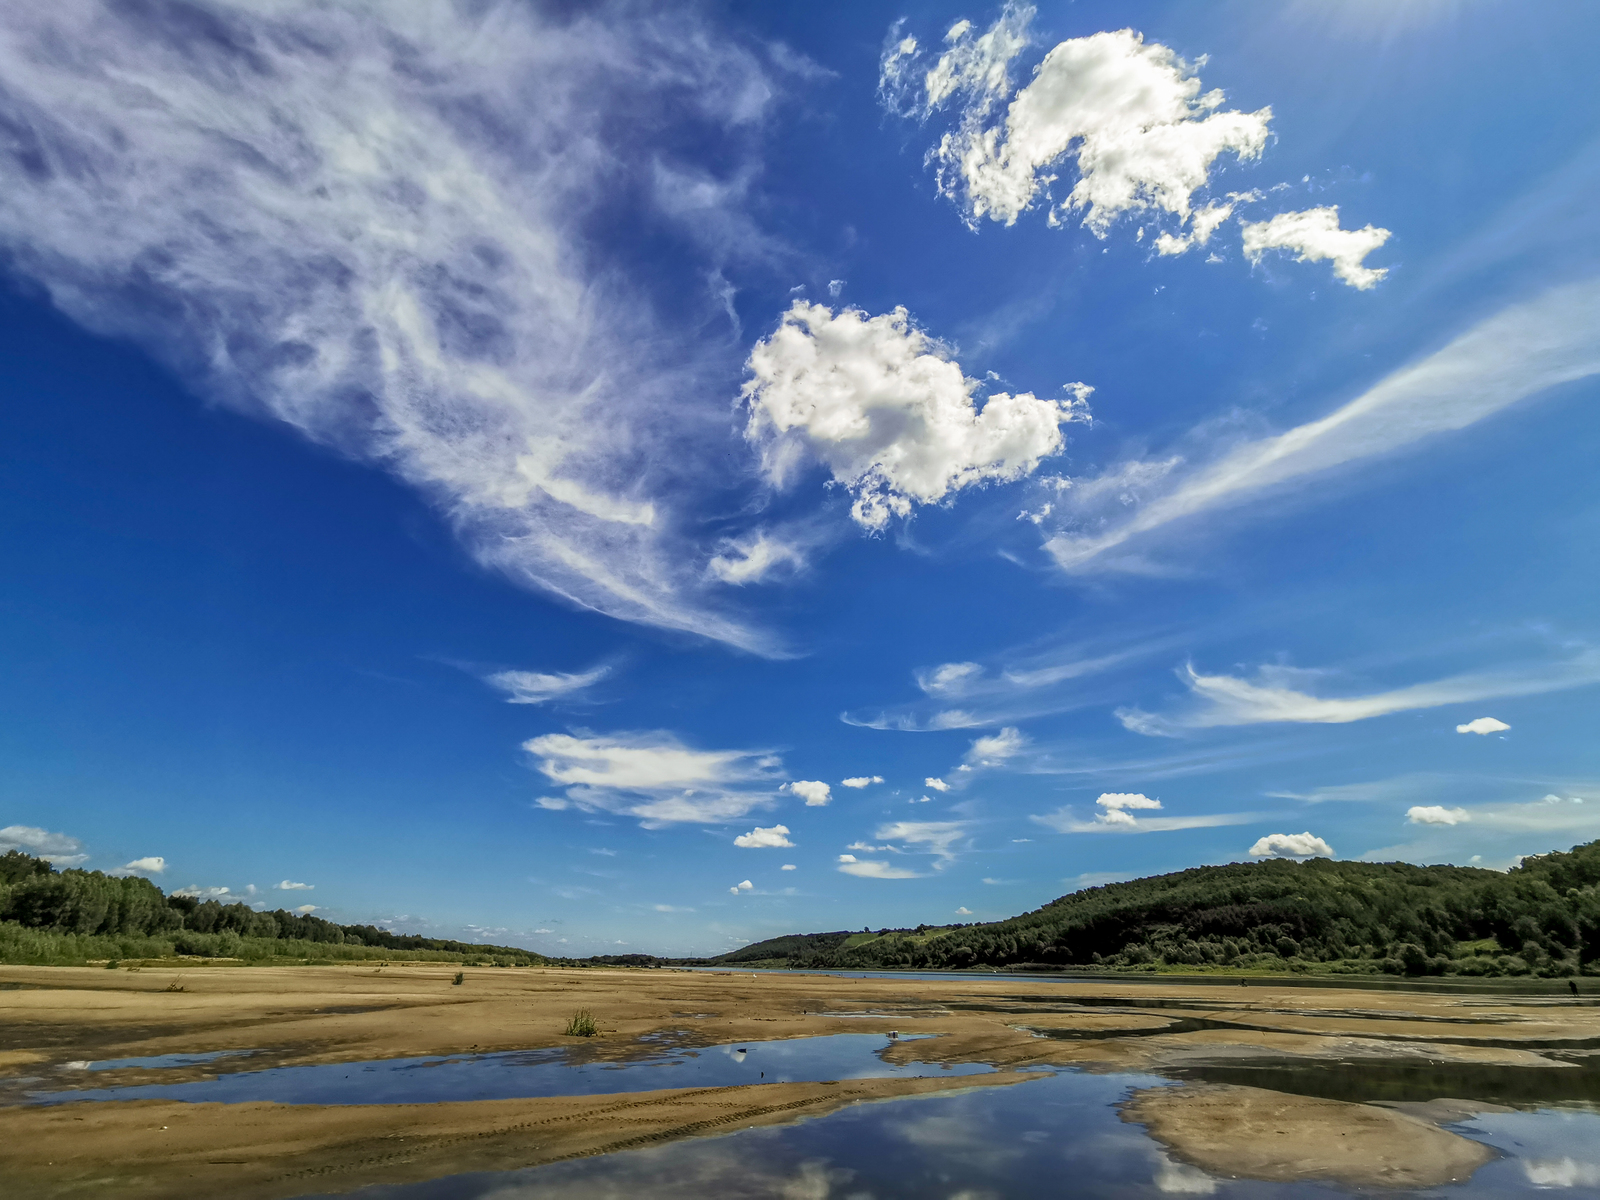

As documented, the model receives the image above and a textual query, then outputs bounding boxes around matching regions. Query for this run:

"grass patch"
[564,1008,598,1037]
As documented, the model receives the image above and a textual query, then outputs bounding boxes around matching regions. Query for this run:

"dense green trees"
[0,853,547,966]
[719,840,1600,977]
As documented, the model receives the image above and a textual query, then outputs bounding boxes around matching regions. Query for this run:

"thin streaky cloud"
[1119,650,1600,735]
[1048,278,1600,572]
[486,664,610,705]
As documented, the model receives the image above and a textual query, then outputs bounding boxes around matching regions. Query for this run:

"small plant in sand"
[453,971,465,985]
[106,959,119,970]
[564,1008,598,1037]
[163,979,186,993]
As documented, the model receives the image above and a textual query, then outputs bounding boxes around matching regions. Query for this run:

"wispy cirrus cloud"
[486,664,610,705]
[524,730,784,827]
[0,1,806,650]
[1118,651,1600,736]
[1046,279,1600,573]
[1032,798,1256,834]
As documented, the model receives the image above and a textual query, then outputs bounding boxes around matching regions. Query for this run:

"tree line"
[713,840,1600,977]
[0,850,548,966]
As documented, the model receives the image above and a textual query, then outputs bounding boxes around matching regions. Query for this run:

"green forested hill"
[717,841,1600,977]
[0,850,547,966]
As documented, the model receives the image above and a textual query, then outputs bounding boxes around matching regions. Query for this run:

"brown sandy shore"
[3,962,1597,1197]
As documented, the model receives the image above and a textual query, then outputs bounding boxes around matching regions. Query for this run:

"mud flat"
[1121,1082,1495,1189]
[2,963,1595,1197]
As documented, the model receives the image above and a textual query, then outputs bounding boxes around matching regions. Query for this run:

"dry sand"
[3,962,1595,1197]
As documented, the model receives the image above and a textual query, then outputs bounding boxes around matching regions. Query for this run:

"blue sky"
[1,0,1598,956]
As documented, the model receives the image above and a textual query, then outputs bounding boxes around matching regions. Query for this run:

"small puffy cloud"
[728,879,754,894]
[965,726,1027,766]
[956,906,973,915]
[524,730,783,826]
[785,780,833,807]
[1408,806,1470,826]
[1098,792,1162,812]
[1086,793,1163,829]
[895,18,1272,239]
[917,661,984,697]
[707,530,806,585]
[295,904,318,915]
[841,775,884,788]
[109,857,166,877]
[1248,831,1334,859]
[925,777,951,792]
[1457,717,1510,735]
[173,885,232,899]
[781,863,797,870]
[837,858,923,879]
[1240,206,1391,289]
[743,302,1089,530]
[733,824,795,849]
[486,665,609,705]
[276,879,315,891]
[0,825,88,867]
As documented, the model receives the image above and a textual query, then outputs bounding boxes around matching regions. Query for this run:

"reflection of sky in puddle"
[288,1074,1600,1200]
[28,1033,989,1107]
[60,1049,255,1072]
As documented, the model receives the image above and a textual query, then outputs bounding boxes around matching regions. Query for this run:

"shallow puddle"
[286,1068,1600,1199]
[27,1032,991,1106]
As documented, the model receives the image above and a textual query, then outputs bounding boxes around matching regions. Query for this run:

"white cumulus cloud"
[743,302,1089,530]
[1240,206,1391,289]
[276,880,315,891]
[525,730,783,826]
[733,824,795,849]
[729,879,754,894]
[781,863,797,870]
[784,780,833,807]
[1457,717,1510,735]
[891,15,1271,239]
[1407,806,1471,826]
[841,775,884,788]
[108,857,166,877]
[1248,832,1334,859]
[0,1,792,650]
[0,825,88,867]
[486,665,609,705]
[925,777,951,792]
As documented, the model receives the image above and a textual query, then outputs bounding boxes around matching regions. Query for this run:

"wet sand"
[3,962,1596,1197]
[1121,1082,1496,1189]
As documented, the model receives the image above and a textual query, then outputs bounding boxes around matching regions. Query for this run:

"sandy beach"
[3,962,1596,1197]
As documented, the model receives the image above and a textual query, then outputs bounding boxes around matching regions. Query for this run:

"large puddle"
[24,1033,992,1107]
[284,1069,1600,1199]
